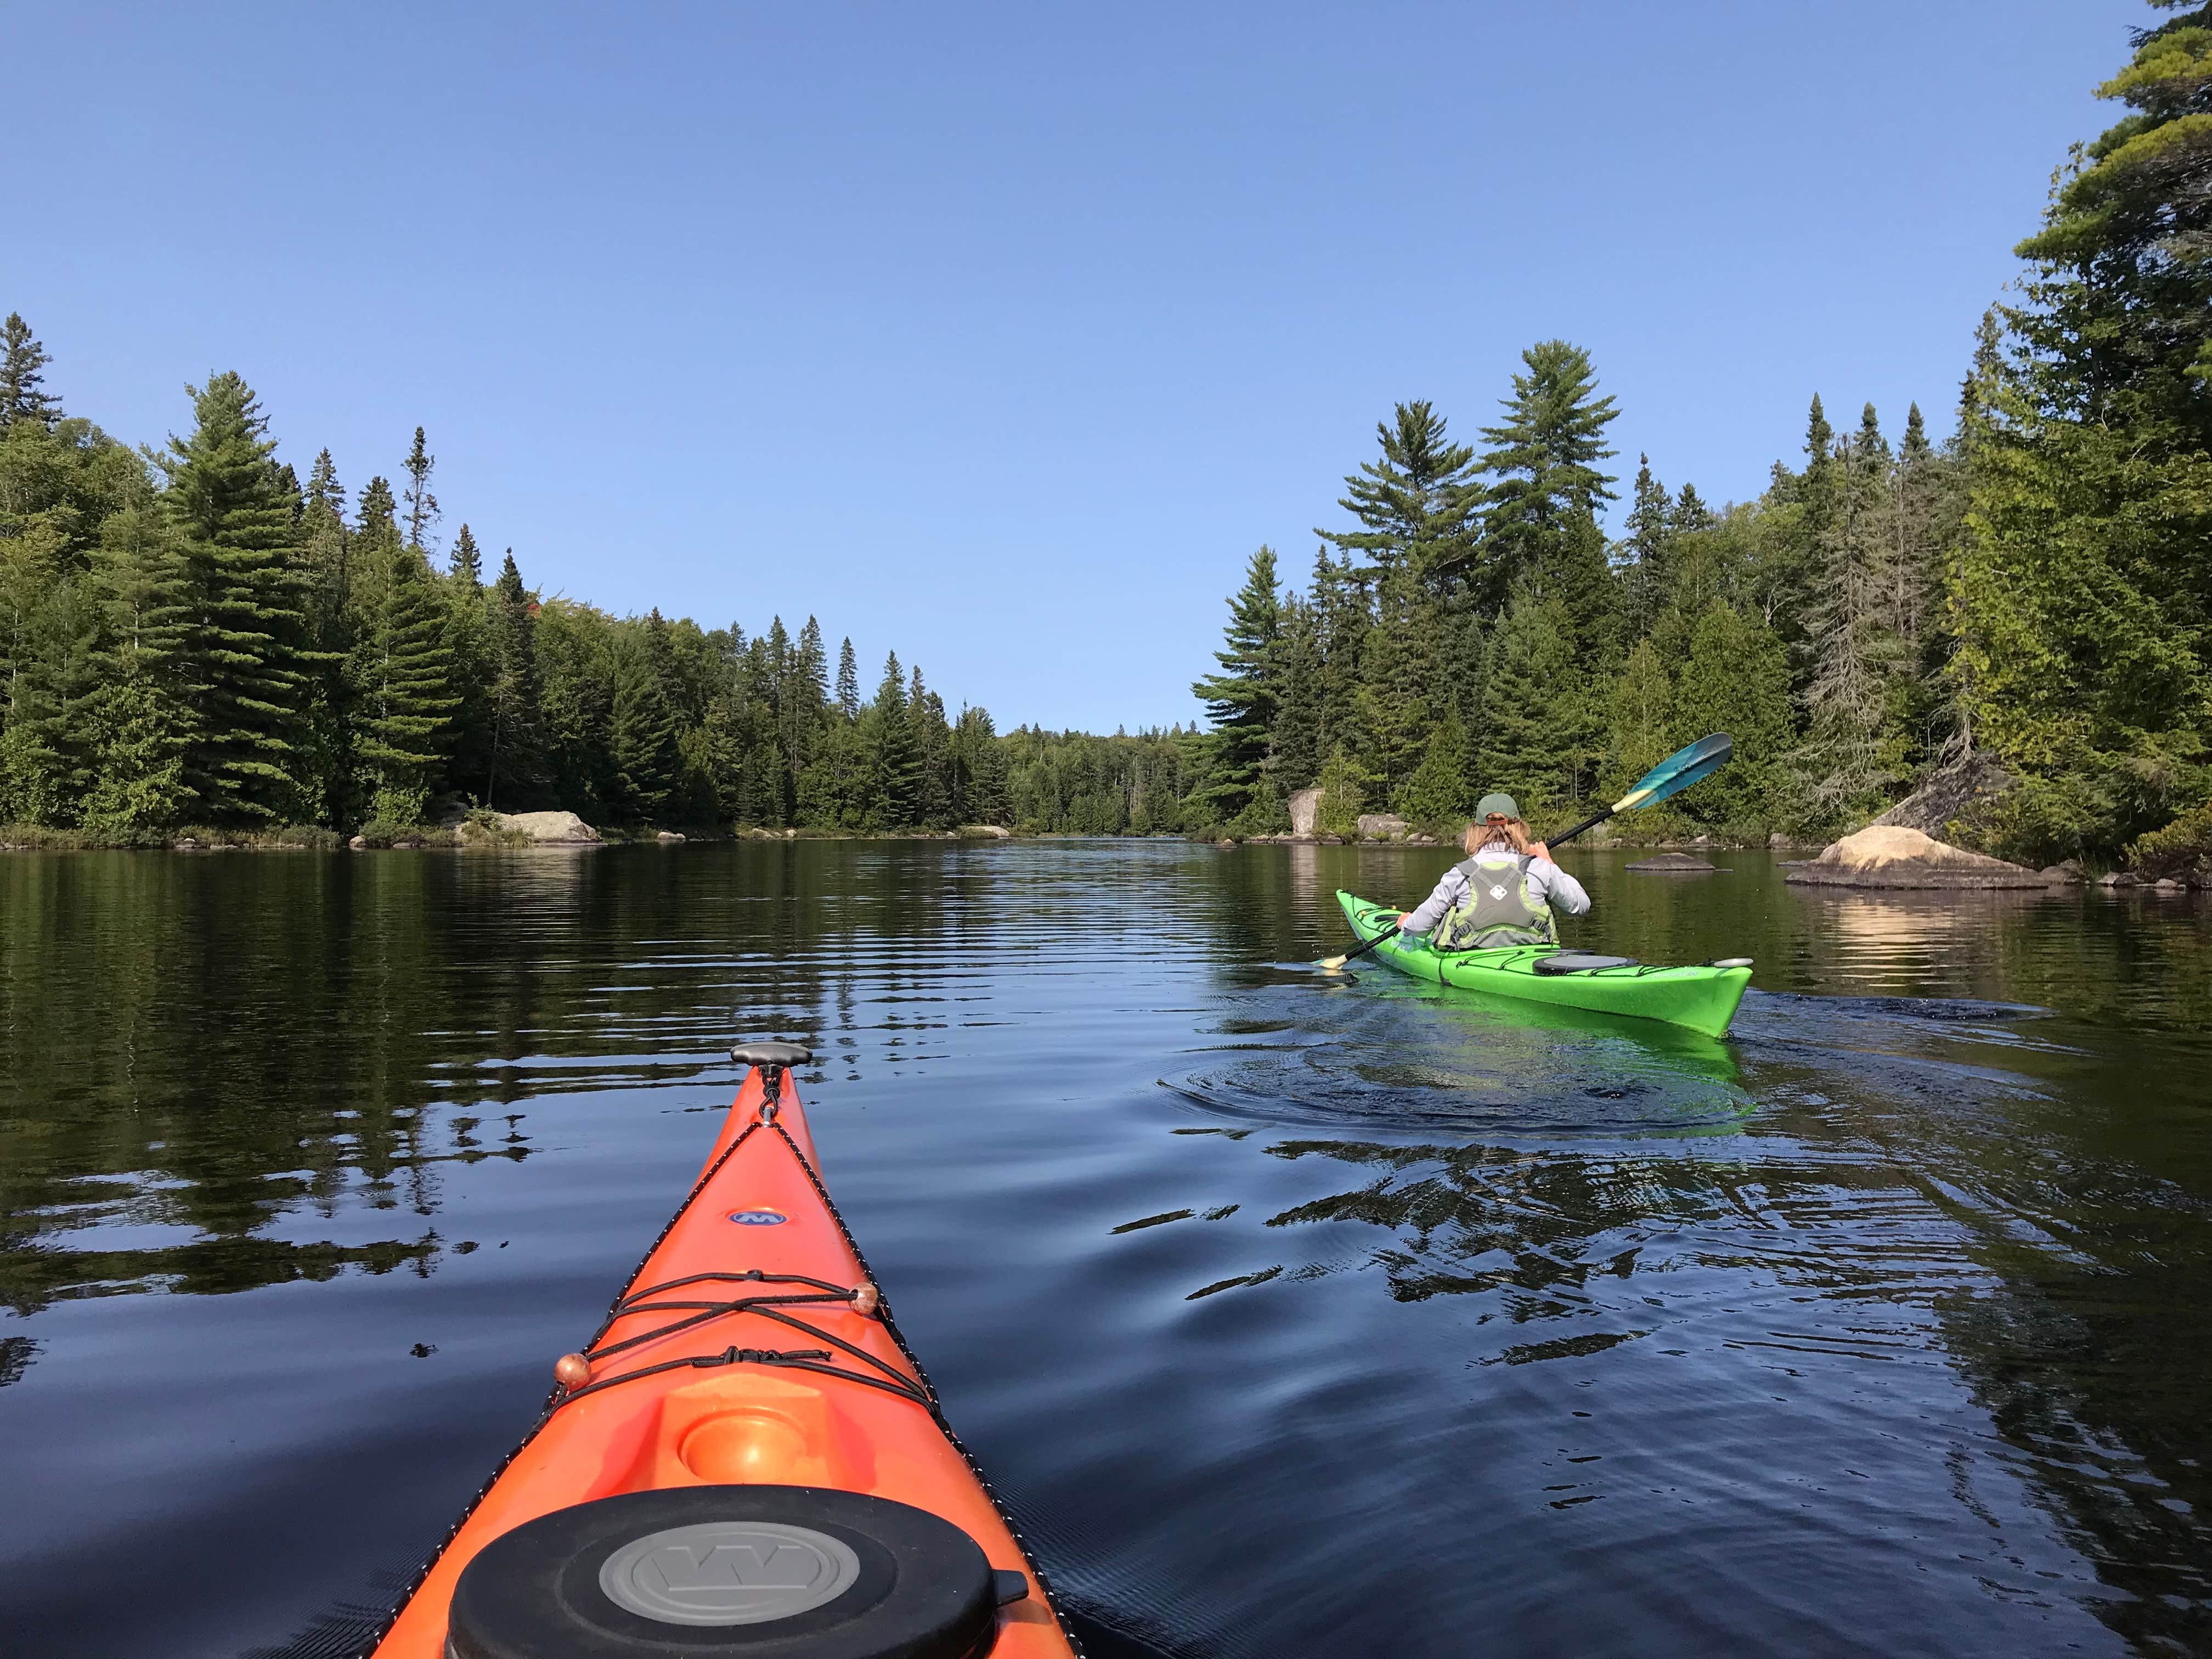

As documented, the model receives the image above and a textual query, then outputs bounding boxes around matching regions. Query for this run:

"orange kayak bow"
[368,1040,1079,1659]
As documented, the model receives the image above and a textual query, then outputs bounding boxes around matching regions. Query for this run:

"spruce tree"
[868,651,919,827]
[157,373,312,822]
[1355,560,1439,794]
[442,529,493,802]
[1317,401,1482,576]
[952,704,1012,825]
[1268,594,1323,792]
[449,523,483,589]
[1,314,61,429]
[1797,403,1901,821]
[1188,546,1282,825]
[1679,601,1795,831]
[1308,548,1370,761]
[908,664,952,827]
[1393,714,1475,828]
[481,551,543,806]
[1477,341,1620,607]
[836,636,860,719]
[402,426,440,554]
[1621,455,1674,639]
[1475,586,1578,817]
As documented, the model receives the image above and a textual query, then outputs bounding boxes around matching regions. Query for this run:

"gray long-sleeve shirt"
[1399,853,1592,937]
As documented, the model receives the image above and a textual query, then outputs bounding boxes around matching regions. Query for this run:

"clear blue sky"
[12,2,2142,731]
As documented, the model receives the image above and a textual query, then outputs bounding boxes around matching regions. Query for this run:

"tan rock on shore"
[496,810,602,845]
[1785,825,2052,889]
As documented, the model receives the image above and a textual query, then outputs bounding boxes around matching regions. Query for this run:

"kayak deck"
[368,1059,1077,1659]
[1337,889,1751,1039]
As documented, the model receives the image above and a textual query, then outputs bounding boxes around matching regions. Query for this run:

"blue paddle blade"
[1614,732,1732,810]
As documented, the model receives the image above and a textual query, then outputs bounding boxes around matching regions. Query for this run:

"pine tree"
[1188,546,1281,825]
[1,314,61,429]
[157,373,312,822]
[78,497,193,832]
[402,426,440,554]
[1317,401,1482,577]
[611,609,682,819]
[836,636,860,720]
[357,539,459,826]
[1477,341,1620,607]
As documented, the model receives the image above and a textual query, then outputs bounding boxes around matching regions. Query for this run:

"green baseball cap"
[1474,792,1520,820]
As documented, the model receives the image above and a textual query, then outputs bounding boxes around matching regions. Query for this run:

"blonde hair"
[1463,817,1530,856]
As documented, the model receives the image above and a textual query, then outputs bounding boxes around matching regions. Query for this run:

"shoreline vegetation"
[5,10,2208,881]
[1178,5,2212,888]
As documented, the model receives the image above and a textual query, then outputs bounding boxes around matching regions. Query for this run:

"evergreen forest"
[0,345,1205,840]
[1185,2,2212,869]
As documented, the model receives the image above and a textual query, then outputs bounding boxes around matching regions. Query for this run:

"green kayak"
[1336,890,1753,1039]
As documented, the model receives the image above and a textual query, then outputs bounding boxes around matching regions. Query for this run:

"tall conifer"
[157,373,311,822]
[1189,546,1282,825]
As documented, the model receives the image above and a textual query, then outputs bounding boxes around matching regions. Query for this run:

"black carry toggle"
[731,1039,814,1114]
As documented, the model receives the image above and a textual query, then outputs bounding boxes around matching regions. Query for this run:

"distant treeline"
[1186,3,2212,868]
[0,343,1206,838]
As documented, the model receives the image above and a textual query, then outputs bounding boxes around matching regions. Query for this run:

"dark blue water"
[2,842,2208,1656]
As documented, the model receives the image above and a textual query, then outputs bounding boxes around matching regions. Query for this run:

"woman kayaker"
[1397,792,1590,950]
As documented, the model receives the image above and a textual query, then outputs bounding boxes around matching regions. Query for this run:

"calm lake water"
[2,840,2209,1657]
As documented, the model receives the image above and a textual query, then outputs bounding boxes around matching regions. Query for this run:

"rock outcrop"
[1869,751,2016,843]
[1288,788,1322,838]
[958,823,1013,838]
[1627,852,1716,873]
[1357,813,1409,840]
[496,810,601,845]
[1785,825,2052,889]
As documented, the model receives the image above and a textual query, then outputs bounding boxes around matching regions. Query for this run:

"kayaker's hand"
[1526,840,1551,861]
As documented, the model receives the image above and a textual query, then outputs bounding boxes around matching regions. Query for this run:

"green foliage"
[1317,401,1482,576]
[1393,715,1474,829]
[157,373,312,823]
[1188,546,1281,823]
[1477,340,1620,608]
[1476,586,1579,821]
[1314,746,1368,836]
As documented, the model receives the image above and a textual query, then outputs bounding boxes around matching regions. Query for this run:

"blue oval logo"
[728,1209,787,1226]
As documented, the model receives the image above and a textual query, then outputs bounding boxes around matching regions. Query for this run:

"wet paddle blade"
[1611,733,1731,812]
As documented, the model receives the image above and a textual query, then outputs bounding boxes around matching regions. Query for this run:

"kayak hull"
[368,1068,1076,1659]
[1336,889,1751,1039]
